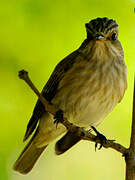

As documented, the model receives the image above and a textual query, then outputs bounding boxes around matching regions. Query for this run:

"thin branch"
[130,77,135,150]
[18,69,128,155]
[125,77,135,180]
[18,70,57,115]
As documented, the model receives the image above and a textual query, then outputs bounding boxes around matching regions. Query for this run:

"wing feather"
[23,38,89,141]
[23,50,80,141]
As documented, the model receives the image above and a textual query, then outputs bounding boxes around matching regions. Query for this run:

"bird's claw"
[91,126,107,151]
[94,133,107,151]
[54,109,64,128]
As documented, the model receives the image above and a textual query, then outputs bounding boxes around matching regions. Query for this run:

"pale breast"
[52,58,127,128]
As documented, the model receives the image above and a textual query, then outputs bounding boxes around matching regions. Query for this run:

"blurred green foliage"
[0,0,135,180]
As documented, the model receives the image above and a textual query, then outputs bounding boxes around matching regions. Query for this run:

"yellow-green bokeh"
[0,0,135,180]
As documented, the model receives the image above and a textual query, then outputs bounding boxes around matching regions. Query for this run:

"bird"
[13,17,127,174]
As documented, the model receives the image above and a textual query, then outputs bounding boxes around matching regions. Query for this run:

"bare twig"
[19,70,57,115]
[125,78,135,180]
[18,70,128,156]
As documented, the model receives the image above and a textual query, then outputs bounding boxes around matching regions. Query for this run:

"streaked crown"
[85,17,118,39]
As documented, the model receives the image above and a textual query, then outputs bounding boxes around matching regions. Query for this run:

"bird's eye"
[111,33,117,41]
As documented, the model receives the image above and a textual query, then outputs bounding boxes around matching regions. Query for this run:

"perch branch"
[125,77,135,180]
[18,70,128,155]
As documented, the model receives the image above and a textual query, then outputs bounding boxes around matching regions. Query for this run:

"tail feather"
[55,131,81,155]
[13,132,47,174]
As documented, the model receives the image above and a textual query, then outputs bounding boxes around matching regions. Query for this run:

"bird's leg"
[54,109,64,128]
[91,126,107,151]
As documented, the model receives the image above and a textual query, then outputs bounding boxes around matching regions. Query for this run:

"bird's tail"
[13,131,47,174]
[55,131,81,155]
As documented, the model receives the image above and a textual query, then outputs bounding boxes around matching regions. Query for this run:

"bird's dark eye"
[111,33,117,41]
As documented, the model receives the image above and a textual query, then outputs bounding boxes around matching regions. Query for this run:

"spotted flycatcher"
[13,17,127,174]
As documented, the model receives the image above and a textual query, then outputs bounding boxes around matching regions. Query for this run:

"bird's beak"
[95,34,105,40]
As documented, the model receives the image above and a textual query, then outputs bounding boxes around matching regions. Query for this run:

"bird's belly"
[52,60,126,128]
[52,77,119,128]
[64,90,117,127]
[70,95,117,127]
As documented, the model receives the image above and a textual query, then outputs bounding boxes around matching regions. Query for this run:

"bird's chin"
[94,39,107,48]
[89,39,111,60]
[95,38,106,43]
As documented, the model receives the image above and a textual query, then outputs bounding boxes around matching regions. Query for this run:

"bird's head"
[85,17,118,42]
[84,17,124,60]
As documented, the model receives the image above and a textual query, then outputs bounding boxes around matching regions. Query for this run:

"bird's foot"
[54,109,64,128]
[91,126,107,151]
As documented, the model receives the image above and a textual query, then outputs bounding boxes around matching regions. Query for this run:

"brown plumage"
[13,17,127,174]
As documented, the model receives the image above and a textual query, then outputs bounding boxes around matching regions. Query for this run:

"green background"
[0,0,135,180]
